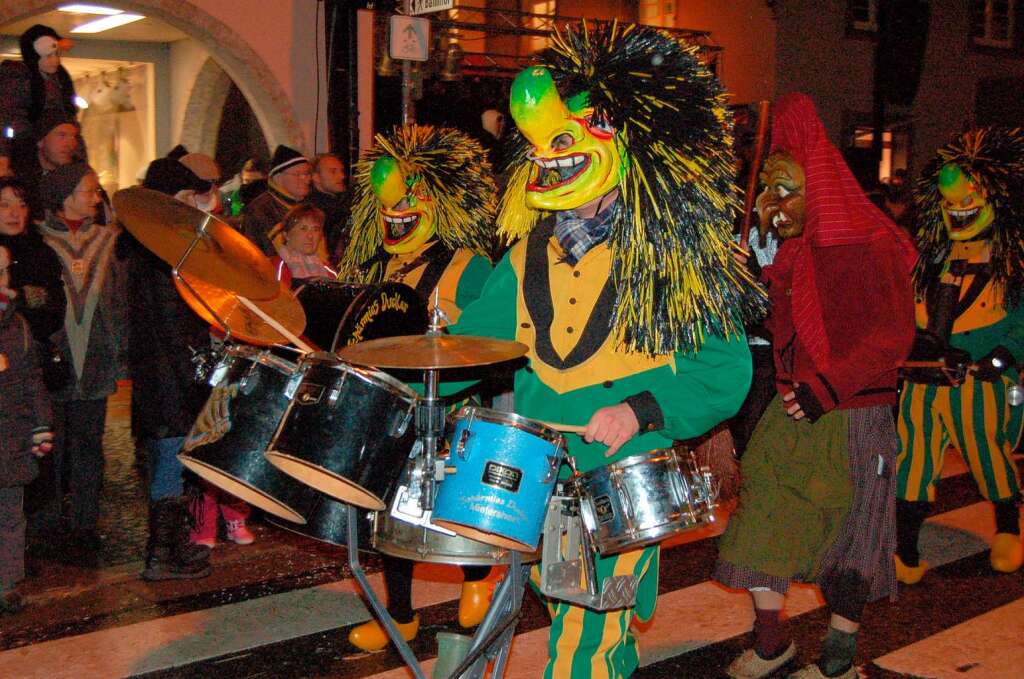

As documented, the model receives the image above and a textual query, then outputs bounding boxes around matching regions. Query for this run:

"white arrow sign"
[409,0,454,15]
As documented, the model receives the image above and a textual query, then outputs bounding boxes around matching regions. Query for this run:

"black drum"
[295,281,428,352]
[178,346,309,524]
[266,354,418,510]
[266,484,374,550]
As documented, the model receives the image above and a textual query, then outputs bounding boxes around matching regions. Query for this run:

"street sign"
[389,15,431,62]
[409,0,454,15]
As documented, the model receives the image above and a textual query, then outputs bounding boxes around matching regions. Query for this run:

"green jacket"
[452,229,751,473]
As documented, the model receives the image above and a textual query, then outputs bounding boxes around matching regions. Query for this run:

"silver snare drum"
[576,448,716,556]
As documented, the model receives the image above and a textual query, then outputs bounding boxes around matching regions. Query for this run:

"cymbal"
[113,186,278,300]
[175,273,307,347]
[337,334,528,369]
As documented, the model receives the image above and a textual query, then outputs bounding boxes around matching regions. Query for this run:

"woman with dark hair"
[0,177,66,361]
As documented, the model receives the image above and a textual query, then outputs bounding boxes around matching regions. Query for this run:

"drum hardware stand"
[171,213,234,346]
[539,462,639,611]
[346,502,531,679]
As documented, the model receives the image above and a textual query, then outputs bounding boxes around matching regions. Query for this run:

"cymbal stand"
[346,509,531,679]
[346,295,531,678]
[171,213,233,345]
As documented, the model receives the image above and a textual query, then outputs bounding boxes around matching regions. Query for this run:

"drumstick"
[537,420,587,434]
[902,360,947,369]
[739,100,771,250]
[237,295,315,354]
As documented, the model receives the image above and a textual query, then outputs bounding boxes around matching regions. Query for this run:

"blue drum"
[433,407,565,552]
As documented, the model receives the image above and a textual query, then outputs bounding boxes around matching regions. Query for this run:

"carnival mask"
[756,151,806,239]
[371,155,437,254]
[510,67,624,212]
[938,163,994,241]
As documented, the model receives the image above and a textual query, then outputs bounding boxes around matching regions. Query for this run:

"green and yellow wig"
[501,21,766,356]
[913,127,1024,307]
[344,125,498,275]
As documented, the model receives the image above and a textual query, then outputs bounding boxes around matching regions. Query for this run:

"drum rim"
[298,353,417,402]
[222,343,299,374]
[454,406,565,446]
[576,447,685,478]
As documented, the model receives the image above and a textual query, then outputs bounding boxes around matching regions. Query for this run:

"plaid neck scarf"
[553,200,618,266]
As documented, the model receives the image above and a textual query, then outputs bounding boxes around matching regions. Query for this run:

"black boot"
[142,497,212,581]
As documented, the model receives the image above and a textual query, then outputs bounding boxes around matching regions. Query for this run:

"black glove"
[972,345,1016,382]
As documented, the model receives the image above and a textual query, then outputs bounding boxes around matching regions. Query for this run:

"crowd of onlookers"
[0,23,354,614]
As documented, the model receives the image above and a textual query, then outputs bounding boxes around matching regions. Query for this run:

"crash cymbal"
[113,186,278,300]
[336,334,528,369]
[175,273,307,347]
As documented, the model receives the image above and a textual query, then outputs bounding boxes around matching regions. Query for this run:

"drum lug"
[542,454,561,483]
[611,471,636,530]
[283,367,305,400]
[208,361,230,388]
[392,402,414,438]
[238,361,260,394]
[455,428,472,459]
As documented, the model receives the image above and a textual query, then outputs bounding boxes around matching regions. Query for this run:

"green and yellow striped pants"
[530,545,659,679]
[896,375,1023,502]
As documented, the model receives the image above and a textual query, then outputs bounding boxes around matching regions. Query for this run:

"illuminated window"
[526,0,555,52]
[848,0,879,32]
[971,0,1016,48]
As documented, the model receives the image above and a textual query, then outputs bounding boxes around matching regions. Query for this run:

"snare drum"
[374,458,534,565]
[296,280,427,352]
[266,354,417,510]
[432,407,565,552]
[178,346,308,524]
[575,448,716,555]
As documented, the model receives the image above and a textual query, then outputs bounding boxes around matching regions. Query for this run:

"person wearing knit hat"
[33,161,126,560]
[11,113,81,221]
[240,145,311,255]
[713,93,916,679]
[0,24,78,145]
[119,152,228,581]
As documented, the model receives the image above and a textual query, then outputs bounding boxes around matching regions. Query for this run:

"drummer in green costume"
[341,125,500,652]
[451,23,765,678]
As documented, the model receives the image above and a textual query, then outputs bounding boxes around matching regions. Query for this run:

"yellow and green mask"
[370,156,438,254]
[510,67,623,212]
[499,21,767,356]
[937,162,994,241]
[344,125,498,276]
[912,127,1024,307]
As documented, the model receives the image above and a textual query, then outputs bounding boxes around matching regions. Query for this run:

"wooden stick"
[237,295,315,354]
[739,100,771,250]
[537,420,587,434]
[901,360,947,369]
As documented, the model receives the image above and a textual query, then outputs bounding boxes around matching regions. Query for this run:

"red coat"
[763,235,915,414]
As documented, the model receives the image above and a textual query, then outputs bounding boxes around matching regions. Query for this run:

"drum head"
[296,281,428,352]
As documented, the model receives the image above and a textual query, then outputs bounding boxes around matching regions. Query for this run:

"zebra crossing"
[0,452,1020,679]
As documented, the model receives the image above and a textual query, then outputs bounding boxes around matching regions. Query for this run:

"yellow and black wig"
[344,125,498,274]
[913,127,1024,307]
[500,22,766,356]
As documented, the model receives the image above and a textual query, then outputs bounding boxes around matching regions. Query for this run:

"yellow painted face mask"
[939,162,995,241]
[371,156,438,254]
[510,67,623,212]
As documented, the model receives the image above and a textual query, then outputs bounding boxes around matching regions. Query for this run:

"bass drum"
[374,458,539,565]
[295,281,428,352]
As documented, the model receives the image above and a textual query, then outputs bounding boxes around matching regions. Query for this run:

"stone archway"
[0,0,307,152]
[178,58,232,155]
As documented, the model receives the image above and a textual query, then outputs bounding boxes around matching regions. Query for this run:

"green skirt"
[717,395,853,582]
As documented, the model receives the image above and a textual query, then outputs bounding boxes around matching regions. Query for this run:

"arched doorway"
[0,0,306,153]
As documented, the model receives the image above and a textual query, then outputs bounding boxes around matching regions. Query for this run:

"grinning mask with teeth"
[756,151,806,240]
[510,67,624,212]
[371,155,437,254]
[938,162,994,241]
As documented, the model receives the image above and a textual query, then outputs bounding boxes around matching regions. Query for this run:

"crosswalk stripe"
[874,596,1024,678]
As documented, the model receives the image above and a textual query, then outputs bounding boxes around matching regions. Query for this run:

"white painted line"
[875,599,1024,679]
